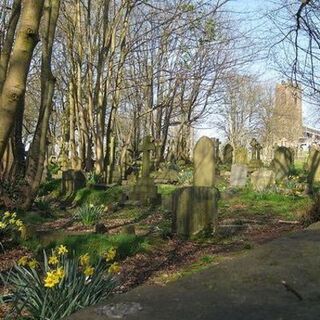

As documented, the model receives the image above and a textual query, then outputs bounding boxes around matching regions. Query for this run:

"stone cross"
[139,136,155,178]
[250,138,262,160]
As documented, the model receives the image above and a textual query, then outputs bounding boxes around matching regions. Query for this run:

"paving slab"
[69,224,320,320]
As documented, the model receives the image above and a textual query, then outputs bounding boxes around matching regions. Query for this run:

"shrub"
[1,245,120,320]
[75,203,104,226]
[74,186,123,206]
[34,198,51,212]
[300,195,320,226]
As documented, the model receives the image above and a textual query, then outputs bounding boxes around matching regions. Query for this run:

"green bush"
[38,179,61,197]
[1,246,119,320]
[34,198,51,212]
[74,186,123,206]
[75,203,104,226]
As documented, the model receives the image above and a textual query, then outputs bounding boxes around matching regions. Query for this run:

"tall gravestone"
[234,147,248,165]
[307,147,320,185]
[172,136,219,238]
[272,146,293,180]
[194,137,216,187]
[130,136,160,205]
[61,170,86,194]
[223,144,233,165]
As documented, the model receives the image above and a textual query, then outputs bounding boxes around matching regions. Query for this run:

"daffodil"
[18,256,29,267]
[49,255,59,265]
[28,259,38,269]
[44,271,60,288]
[105,247,116,262]
[55,267,65,279]
[83,266,95,277]
[15,219,23,227]
[9,218,16,225]
[0,222,6,229]
[57,245,68,255]
[108,262,121,274]
[4,211,11,218]
[79,253,90,266]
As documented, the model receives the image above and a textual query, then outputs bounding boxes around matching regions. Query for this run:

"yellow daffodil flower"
[4,211,11,218]
[0,222,6,229]
[79,253,90,266]
[105,247,116,262]
[57,245,68,255]
[83,266,95,277]
[15,219,23,227]
[55,267,65,279]
[18,256,29,267]
[108,262,121,274]
[44,271,60,288]
[48,255,59,265]
[28,259,38,269]
[9,218,16,225]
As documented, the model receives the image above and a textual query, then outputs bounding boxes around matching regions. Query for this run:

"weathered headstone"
[172,187,219,237]
[307,147,320,185]
[251,169,275,192]
[271,146,293,180]
[230,164,248,188]
[61,170,86,194]
[223,144,233,165]
[130,136,161,205]
[172,136,219,238]
[234,147,248,165]
[212,138,222,165]
[193,137,216,187]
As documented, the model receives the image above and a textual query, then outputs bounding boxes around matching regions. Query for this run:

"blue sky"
[197,0,316,140]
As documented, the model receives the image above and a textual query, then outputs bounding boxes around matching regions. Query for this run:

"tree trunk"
[0,0,45,161]
[23,0,60,209]
[0,0,22,94]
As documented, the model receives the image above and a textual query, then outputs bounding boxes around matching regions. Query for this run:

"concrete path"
[70,224,320,320]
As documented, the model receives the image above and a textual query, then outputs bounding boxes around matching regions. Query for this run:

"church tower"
[272,81,303,147]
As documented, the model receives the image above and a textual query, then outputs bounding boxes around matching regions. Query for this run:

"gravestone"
[193,137,216,187]
[271,146,293,180]
[251,169,275,192]
[130,136,161,205]
[223,144,233,165]
[61,170,86,194]
[212,138,222,165]
[230,164,248,188]
[172,136,219,238]
[234,147,248,165]
[307,147,320,185]
[249,138,263,171]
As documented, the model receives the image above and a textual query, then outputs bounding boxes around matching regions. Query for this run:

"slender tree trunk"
[23,0,60,209]
[0,0,45,161]
[0,0,22,94]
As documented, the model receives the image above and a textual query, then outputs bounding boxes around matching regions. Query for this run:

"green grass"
[74,186,123,206]
[219,189,312,221]
[157,184,177,196]
[20,211,54,225]
[45,233,150,263]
